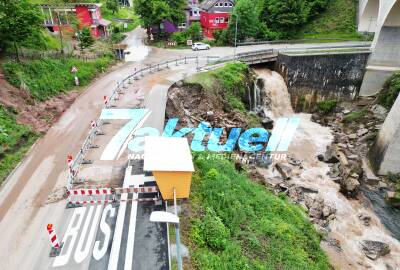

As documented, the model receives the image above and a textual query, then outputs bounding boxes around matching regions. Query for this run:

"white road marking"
[124,193,138,270]
[93,204,115,260]
[107,167,135,270]
[74,205,102,263]
[53,207,86,267]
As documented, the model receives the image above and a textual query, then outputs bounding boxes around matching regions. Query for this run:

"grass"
[379,72,400,110]
[101,6,141,33]
[316,99,338,114]
[2,56,114,101]
[342,108,368,123]
[0,106,39,184]
[182,153,330,269]
[298,0,366,40]
[185,62,250,112]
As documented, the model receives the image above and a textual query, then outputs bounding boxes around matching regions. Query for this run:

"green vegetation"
[171,23,202,45]
[0,0,45,59]
[379,72,400,110]
[101,5,141,33]
[298,0,363,40]
[342,108,368,123]
[77,27,95,49]
[2,56,113,101]
[0,106,39,184]
[185,63,249,112]
[183,154,330,269]
[134,0,186,31]
[316,99,338,114]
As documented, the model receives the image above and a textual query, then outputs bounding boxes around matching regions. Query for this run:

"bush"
[342,108,368,123]
[3,56,113,101]
[0,106,38,184]
[379,72,400,109]
[186,154,330,269]
[170,32,187,45]
[316,99,337,114]
[201,207,230,251]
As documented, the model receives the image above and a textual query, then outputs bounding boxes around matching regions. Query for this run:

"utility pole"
[174,188,183,270]
[233,14,239,61]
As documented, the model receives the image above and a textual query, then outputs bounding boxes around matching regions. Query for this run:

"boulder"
[360,240,390,260]
[371,104,388,120]
[275,163,292,180]
[358,213,372,226]
[385,191,400,208]
[357,128,369,137]
[340,176,360,196]
[318,147,339,163]
[261,117,274,129]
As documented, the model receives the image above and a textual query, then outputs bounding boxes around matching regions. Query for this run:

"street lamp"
[233,14,239,61]
[150,189,183,270]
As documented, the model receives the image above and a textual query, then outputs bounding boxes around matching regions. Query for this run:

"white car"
[192,42,210,51]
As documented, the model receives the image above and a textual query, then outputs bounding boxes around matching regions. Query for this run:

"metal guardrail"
[237,38,372,46]
[65,43,373,190]
[66,55,215,191]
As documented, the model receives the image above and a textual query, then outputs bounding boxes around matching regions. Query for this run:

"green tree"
[134,0,186,32]
[77,27,94,50]
[106,0,119,15]
[186,22,202,41]
[262,0,309,34]
[227,0,261,43]
[0,0,44,60]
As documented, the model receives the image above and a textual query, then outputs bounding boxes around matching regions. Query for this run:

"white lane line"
[107,167,134,270]
[124,192,138,270]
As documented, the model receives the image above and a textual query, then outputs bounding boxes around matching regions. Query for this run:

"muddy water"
[253,68,400,269]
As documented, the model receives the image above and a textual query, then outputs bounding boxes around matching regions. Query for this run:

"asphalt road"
[0,25,372,270]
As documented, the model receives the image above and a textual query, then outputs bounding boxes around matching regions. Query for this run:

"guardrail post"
[184,57,187,64]
[176,59,178,66]
[196,56,199,70]
[149,64,153,73]
[157,64,160,71]
[166,60,169,69]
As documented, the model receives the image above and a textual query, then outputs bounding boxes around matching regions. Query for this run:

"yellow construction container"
[143,137,194,200]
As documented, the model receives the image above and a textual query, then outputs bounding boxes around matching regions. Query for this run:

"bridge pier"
[369,94,400,175]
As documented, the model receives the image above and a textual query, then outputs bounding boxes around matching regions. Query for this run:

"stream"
[252,67,400,269]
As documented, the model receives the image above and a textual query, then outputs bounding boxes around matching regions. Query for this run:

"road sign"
[71,66,78,73]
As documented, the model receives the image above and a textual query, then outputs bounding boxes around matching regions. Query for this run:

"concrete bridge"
[358,0,400,174]
[358,0,400,96]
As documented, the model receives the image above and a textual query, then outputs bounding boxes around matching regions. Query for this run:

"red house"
[200,0,235,38]
[39,3,111,38]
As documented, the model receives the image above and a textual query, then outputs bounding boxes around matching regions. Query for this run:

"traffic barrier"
[47,224,63,257]
[67,188,113,196]
[114,186,158,194]
[67,197,160,206]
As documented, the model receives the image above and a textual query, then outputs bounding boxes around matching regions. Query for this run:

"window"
[229,3,233,7]
[219,3,223,7]
[214,3,218,7]
[224,3,228,7]
[220,17,224,23]
[214,18,219,23]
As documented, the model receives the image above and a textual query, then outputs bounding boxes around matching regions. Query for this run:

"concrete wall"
[360,0,400,96]
[369,94,400,174]
[276,52,370,110]
[358,0,379,32]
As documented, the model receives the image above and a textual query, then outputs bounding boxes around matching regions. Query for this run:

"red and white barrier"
[91,120,96,129]
[114,186,158,194]
[103,95,108,106]
[67,188,113,196]
[67,197,159,205]
[67,154,73,168]
[47,224,60,249]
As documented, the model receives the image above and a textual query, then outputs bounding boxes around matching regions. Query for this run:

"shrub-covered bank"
[0,106,38,184]
[2,56,113,101]
[181,154,330,269]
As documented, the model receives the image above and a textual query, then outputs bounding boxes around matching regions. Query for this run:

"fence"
[237,38,372,46]
[66,55,213,191]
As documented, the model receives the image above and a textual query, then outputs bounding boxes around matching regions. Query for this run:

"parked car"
[192,42,210,51]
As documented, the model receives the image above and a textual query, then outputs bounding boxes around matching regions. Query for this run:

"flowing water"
[253,68,400,269]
